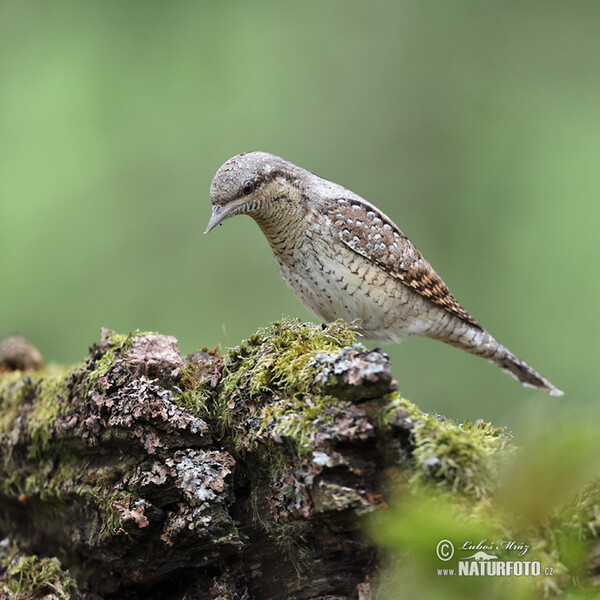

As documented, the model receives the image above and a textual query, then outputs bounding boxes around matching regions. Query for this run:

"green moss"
[25,459,78,502]
[536,479,600,594]
[371,404,600,598]
[185,319,364,564]
[369,473,600,599]
[2,323,597,596]
[28,367,74,459]
[0,370,32,434]
[266,518,313,576]
[381,392,511,498]
[0,372,85,505]
[4,552,77,598]
[84,329,140,396]
[208,319,358,454]
[0,365,76,463]
[0,334,146,541]
[175,320,361,458]
[258,394,348,456]
[176,386,210,415]
[0,329,142,458]
[176,349,222,416]
[91,488,129,539]
[221,318,357,399]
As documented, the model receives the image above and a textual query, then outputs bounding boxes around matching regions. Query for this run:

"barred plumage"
[206,151,562,396]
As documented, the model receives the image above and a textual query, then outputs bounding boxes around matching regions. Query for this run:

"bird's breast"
[270,235,441,342]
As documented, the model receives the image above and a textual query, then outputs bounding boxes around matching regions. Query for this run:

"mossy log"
[0,321,511,599]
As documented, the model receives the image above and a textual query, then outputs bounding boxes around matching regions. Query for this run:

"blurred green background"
[1,1,598,429]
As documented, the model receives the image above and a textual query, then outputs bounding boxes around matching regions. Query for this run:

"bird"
[205,151,562,396]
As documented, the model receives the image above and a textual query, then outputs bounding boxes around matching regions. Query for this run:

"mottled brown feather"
[323,197,481,329]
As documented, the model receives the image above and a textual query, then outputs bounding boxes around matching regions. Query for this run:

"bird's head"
[205,151,300,234]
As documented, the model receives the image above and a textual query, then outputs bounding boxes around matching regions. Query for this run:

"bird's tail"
[433,323,563,396]
[486,342,563,396]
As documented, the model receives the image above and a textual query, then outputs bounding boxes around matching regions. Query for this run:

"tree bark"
[0,323,409,600]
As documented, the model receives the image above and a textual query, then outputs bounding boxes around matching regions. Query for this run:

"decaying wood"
[0,325,414,600]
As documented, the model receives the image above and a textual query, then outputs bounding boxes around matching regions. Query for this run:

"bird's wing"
[324,197,481,329]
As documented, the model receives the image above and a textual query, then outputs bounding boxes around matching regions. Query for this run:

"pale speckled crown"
[210,151,298,206]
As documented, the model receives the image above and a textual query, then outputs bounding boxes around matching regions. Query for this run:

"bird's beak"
[204,203,236,234]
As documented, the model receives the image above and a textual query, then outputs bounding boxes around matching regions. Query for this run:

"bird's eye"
[242,180,255,196]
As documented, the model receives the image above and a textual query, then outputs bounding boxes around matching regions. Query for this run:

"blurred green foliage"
[368,414,600,598]
[1,1,598,427]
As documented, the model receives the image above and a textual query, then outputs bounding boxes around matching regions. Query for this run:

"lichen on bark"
[0,319,598,599]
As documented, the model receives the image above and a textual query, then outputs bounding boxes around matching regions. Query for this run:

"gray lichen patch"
[310,480,376,514]
[311,345,397,401]
[166,449,235,506]
[159,450,241,555]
